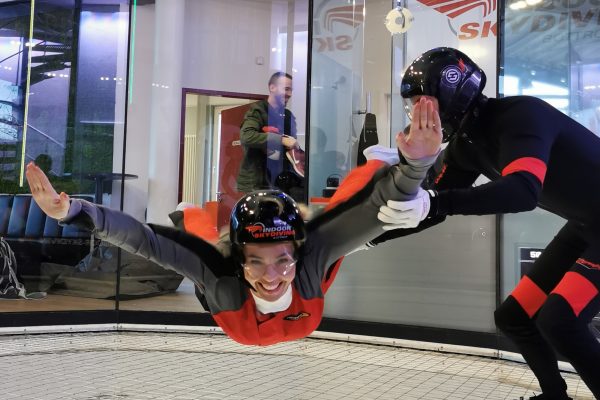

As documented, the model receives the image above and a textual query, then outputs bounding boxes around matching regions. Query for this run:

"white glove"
[378,188,430,230]
[363,145,400,165]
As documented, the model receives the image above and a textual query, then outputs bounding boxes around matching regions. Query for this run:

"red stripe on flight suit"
[551,271,599,317]
[321,258,344,294]
[501,157,547,184]
[510,275,547,318]
[577,258,600,271]
[434,163,448,185]
[325,159,385,211]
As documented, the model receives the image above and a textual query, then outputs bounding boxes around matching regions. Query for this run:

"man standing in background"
[237,72,305,202]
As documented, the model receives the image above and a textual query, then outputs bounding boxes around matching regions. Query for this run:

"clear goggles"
[242,255,297,277]
[402,97,416,121]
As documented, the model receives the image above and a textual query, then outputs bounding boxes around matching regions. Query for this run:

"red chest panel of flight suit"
[213,259,343,346]
[213,287,324,346]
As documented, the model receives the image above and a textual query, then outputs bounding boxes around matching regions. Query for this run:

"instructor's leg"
[536,246,600,398]
[494,222,587,397]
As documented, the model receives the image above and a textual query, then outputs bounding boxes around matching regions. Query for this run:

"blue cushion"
[7,195,32,237]
[25,198,47,238]
[43,216,62,237]
[2,194,96,238]
[0,195,13,235]
[62,224,89,238]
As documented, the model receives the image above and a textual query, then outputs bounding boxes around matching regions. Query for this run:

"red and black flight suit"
[60,156,434,346]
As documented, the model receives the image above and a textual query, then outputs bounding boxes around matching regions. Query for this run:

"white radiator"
[182,134,198,204]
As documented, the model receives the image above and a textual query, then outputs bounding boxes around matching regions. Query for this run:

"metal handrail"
[26,124,65,148]
[0,40,47,65]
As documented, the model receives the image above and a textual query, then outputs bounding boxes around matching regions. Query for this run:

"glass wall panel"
[309,0,385,201]
[319,0,497,332]
[500,1,600,305]
[120,0,309,312]
[0,0,129,311]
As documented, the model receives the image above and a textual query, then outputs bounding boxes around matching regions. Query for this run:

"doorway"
[179,89,267,227]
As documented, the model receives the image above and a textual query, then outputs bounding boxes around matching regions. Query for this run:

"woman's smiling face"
[242,241,297,302]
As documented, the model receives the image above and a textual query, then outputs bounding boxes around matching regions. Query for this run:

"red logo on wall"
[417,0,498,40]
[417,0,496,19]
[323,5,364,32]
[313,1,364,52]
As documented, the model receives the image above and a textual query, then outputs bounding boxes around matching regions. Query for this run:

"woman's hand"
[396,97,443,160]
[25,162,70,220]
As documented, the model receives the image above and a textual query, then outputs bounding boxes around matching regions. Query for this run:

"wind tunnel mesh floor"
[0,332,593,400]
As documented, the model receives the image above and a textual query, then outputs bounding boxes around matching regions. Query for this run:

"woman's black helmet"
[401,47,486,141]
[230,190,306,245]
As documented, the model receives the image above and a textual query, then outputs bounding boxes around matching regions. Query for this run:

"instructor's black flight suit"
[374,95,600,399]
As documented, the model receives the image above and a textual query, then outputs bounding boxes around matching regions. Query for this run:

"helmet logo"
[441,65,462,86]
[245,224,264,234]
[245,222,295,239]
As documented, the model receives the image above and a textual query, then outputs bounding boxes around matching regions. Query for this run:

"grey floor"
[0,332,593,400]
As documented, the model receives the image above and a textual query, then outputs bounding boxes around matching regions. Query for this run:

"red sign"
[417,0,498,40]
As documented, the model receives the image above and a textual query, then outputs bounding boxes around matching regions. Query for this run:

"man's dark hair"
[268,72,293,87]
[34,153,52,174]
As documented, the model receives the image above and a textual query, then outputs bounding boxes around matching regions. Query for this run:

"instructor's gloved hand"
[378,188,431,230]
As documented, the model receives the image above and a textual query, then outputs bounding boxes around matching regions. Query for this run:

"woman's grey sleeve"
[304,153,438,275]
[61,199,211,287]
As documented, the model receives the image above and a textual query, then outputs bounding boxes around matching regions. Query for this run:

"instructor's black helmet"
[401,47,486,141]
[230,190,306,245]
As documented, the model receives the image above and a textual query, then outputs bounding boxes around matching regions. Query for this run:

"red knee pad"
[551,271,598,317]
[510,276,547,318]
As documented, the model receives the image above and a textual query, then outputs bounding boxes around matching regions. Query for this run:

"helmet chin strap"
[441,90,488,141]
[443,94,488,142]
[439,101,466,141]
[440,120,456,142]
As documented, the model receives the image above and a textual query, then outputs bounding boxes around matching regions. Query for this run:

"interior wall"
[144,0,185,224]
[125,0,308,222]
[181,0,272,95]
[121,3,155,221]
